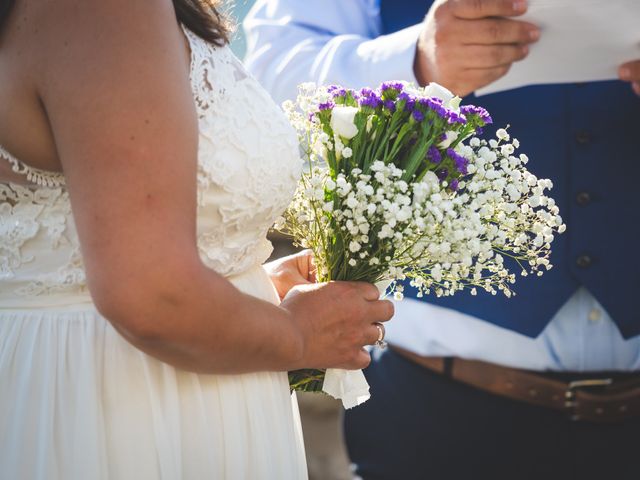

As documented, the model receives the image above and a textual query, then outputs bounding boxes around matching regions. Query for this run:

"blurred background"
[228,2,353,479]
[228,0,255,58]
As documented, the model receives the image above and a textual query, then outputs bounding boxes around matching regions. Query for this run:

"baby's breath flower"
[496,128,510,140]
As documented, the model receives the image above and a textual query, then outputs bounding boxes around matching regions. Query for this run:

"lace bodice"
[0,27,302,305]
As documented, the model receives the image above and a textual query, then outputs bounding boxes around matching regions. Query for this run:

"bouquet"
[279,81,565,408]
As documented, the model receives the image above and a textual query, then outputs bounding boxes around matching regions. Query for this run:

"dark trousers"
[343,348,640,480]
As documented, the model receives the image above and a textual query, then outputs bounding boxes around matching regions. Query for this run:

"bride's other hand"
[265,250,316,300]
[281,282,394,371]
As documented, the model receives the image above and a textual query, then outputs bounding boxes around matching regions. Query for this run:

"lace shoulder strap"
[0,144,66,188]
[180,24,241,115]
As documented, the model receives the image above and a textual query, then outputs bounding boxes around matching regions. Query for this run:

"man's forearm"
[243,0,422,102]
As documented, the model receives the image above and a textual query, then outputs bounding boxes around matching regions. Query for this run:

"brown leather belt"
[392,345,640,423]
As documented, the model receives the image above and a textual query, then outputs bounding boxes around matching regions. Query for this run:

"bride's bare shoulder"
[25,0,180,66]
[0,0,187,171]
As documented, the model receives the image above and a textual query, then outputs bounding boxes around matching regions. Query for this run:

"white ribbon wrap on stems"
[321,280,390,409]
[322,368,370,409]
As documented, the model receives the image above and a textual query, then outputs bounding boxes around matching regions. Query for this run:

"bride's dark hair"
[0,0,230,45]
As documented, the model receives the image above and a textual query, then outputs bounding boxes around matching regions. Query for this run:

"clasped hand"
[265,251,394,370]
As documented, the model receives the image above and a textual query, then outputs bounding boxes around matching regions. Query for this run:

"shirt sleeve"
[243,0,423,104]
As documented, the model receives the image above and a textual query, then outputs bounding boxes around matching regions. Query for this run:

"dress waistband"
[0,293,95,311]
[0,264,275,311]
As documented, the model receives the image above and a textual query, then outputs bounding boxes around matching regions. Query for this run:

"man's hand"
[414,0,540,97]
[619,60,640,96]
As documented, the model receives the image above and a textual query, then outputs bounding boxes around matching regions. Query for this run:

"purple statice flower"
[381,81,405,93]
[359,88,382,109]
[359,96,382,109]
[328,85,347,99]
[397,92,416,111]
[427,145,442,164]
[447,148,469,175]
[412,109,425,122]
[383,100,396,112]
[460,105,493,125]
[418,97,447,119]
[445,110,467,125]
[449,178,459,191]
[318,101,335,111]
[422,95,443,105]
[437,168,449,181]
[418,97,436,107]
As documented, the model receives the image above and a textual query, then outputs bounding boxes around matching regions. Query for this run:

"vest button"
[576,192,591,206]
[575,130,592,144]
[576,255,593,268]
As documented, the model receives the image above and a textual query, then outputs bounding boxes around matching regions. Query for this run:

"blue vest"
[380,0,640,338]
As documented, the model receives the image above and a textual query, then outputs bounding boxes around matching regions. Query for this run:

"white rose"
[447,96,462,111]
[423,82,461,111]
[438,130,459,148]
[330,106,359,139]
[424,83,454,103]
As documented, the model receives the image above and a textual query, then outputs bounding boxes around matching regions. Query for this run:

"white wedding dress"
[0,26,307,479]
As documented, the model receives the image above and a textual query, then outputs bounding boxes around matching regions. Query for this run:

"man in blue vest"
[244,1,640,478]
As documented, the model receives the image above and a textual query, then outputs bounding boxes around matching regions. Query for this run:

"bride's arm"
[31,0,392,374]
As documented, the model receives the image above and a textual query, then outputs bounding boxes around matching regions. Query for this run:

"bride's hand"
[281,281,394,370]
[265,250,316,300]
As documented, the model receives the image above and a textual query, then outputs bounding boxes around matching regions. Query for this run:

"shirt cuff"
[355,23,423,86]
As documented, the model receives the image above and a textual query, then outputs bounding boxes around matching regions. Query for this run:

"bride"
[0,0,393,478]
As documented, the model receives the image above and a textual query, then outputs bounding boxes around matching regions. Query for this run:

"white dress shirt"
[244,0,422,105]
[243,0,640,371]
